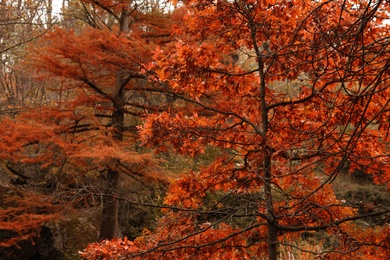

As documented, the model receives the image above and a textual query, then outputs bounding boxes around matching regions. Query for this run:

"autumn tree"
[82,0,390,259]
[0,1,66,254]
[0,0,183,245]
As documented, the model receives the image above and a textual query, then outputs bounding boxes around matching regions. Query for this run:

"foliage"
[0,0,182,249]
[1,0,390,258]
[82,0,390,259]
[0,189,62,249]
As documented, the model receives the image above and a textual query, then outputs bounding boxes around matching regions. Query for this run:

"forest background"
[0,0,390,259]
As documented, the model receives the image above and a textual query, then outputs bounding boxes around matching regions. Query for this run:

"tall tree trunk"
[99,5,131,240]
[250,15,279,258]
[99,75,126,241]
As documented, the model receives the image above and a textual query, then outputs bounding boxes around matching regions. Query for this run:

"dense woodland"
[1,0,390,259]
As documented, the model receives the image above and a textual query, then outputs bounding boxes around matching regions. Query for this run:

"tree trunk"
[99,4,131,240]
[99,169,120,240]
[264,151,278,260]
[99,84,125,240]
[99,74,127,240]
[249,16,279,259]
[267,220,278,260]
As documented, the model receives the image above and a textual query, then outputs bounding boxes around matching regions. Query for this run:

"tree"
[0,1,64,253]
[82,0,390,259]
[28,0,180,240]
[0,0,183,244]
